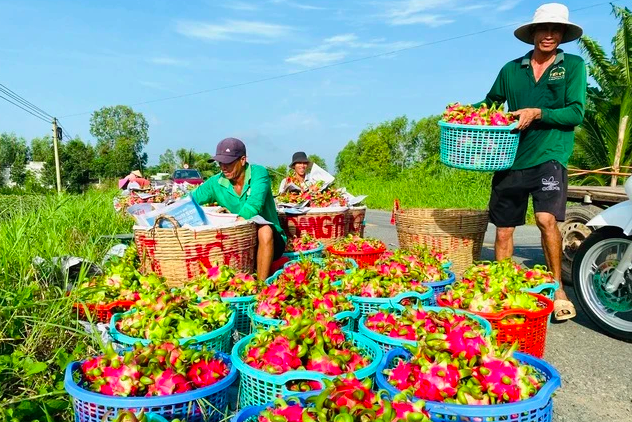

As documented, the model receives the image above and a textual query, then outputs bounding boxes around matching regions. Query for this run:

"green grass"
[0,188,132,422]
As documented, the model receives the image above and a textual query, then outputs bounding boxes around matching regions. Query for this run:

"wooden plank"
[611,115,629,187]
[567,185,628,204]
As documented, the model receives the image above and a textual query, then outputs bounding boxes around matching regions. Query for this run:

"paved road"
[364,209,631,422]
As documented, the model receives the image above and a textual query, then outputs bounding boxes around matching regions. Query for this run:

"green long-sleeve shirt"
[477,49,587,169]
[190,163,287,243]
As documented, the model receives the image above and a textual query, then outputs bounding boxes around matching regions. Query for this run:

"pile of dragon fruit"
[182,262,264,298]
[340,267,430,299]
[439,259,552,316]
[364,307,486,342]
[76,246,167,305]
[255,260,354,320]
[109,411,185,422]
[79,342,229,397]
[257,375,431,422]
[115,291,233,340]
[375,248,449,283]
[384,336,545,404]
[243,316,371,375]
[442,102,515,126]
[285,233,322,252]
[329,235,386,254]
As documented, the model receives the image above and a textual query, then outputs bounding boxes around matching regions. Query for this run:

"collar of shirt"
[521,48,565,67]
[217,163,251,198]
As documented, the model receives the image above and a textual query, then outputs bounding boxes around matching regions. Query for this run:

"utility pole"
[611,115,629,187]
[52,118,62,193]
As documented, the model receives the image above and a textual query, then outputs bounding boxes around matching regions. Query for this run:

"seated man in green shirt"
[477,3,586,321]
[190,137,287,280]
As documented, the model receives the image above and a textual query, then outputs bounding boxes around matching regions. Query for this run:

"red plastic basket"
[325,245,387,268]
[73,300,136,324]
[436,293,554,358]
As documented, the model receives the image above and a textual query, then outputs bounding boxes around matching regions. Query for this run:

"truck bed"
[567,185,627,205]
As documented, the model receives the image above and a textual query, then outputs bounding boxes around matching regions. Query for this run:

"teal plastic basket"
[231,331,383,408]
[358,305,493,353]
[221,295,255,336]
[109,309,236,353]
[350,289,434,318]
[523,280,559,301]
[282,243,324,260]
[146,415,168,422]
[247,302,359,332]
[439,121,519,171]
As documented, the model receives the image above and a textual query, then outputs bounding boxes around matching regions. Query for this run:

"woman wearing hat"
[278,151,312,194]
[476,3,586,321]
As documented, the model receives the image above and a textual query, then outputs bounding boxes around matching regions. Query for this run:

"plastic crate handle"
[389,290,430,307]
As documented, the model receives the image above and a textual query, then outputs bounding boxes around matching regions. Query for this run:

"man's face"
[219,156,247,181]
[533,23,565,54]
[294,162,309,177]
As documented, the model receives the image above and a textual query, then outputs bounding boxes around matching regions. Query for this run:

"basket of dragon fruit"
[358,305,492,353]
[230,316,383,408]
[326,235,387,268]
[439,103,520,172]
[100,411,181,422]
[179,263,267,337]
[248,302,359,332]
[339,266,434,317]
[109,291,236,353]
[374,247,456,305]
[375,340,560,422]
[279,256,358,282]
[282,233,324,260]
[233,375,433,422]
[64,342,237,422]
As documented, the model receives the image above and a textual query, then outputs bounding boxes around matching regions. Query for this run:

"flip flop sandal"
[554,299,577,321]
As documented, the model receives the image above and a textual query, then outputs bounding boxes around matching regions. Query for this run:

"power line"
[0,84,54,120]
[0,93,52,123]
[59,0,619,119]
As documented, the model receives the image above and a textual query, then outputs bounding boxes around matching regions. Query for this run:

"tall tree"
[572,5,632,184]
[158,149,177,173]
[307,154,328,171]
[30,135,52,162]
[90,105,149,178]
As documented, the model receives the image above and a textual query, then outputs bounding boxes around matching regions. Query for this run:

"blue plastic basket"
[145,415,168,422]
[439,121,520,171]
[109,310,236,353]
[64,351,237,422]
[421,271,455,305]
[282,243,324,260]
[221,295,256,336]
[441,261,453,271]
[375,347,560,422]
[266,257,358,286]
[231,393,318,422]
[350,289,434,318]
[231,331,383,408]
[523,280,559,301]
[247,302,359,332]
[357,305,492,353]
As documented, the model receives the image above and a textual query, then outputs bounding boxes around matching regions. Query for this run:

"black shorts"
[489,160,567,227]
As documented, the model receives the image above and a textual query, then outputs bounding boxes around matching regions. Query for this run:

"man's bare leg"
[495,227,516,260]
[256,225,274,280]
[535,212,570,300]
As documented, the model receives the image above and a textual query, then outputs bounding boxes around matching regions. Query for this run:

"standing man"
[477,3,586,320]
[190,137,287,280]
[278,152,312,194]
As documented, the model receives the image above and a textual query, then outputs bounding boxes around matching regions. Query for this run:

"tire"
[560,205,603,285]
[572,227,632,342]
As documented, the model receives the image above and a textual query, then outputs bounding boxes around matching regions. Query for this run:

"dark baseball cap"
[208,137,247,164]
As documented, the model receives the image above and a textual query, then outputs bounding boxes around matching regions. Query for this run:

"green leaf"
[25,361,48,376]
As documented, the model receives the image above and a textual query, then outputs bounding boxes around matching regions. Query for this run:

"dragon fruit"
[442,102,515,126]
[181,262,263,298]
[146,368,191,396]
[330,234,385,254]
[187,357,230,388]
[341,267,430,298]
[286,233,321,252]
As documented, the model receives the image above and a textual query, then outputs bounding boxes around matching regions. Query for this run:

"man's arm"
[189,180,215,206]
[473,67,507,108]
[540,60,586,127]
[238,167,271,220]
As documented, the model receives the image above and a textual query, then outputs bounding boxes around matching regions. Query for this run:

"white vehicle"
[572,176,632,341]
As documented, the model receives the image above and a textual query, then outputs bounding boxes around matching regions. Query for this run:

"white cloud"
[223,1,259,11]
[285,50,347,67]
[384,0,456,26]
[175,19,293,42]
[497,0,521,11]
[325,34,359,44]
[262,111,320,131]
[391,14,454,26]
[269,0,327,10]
[148,57,189,66]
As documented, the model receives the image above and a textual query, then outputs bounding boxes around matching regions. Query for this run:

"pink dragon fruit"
[146,368,191,396]
[413,360,461,401]
[96,358,141,397]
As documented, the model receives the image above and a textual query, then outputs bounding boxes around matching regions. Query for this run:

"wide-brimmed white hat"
[514,3,583,44]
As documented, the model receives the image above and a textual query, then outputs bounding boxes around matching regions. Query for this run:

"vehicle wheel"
[572,227,632,342]
[560,205,602,284]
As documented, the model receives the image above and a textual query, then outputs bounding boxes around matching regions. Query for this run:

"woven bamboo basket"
[134,216,257,287]
[394,208,489,277]
[346,206,367,237]
[277,208,349,247]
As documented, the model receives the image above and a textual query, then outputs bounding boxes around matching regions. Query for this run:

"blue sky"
[0,0,624,169]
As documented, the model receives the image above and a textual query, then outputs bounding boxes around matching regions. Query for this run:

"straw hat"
[514,3,583,45]
[131,170,143,178]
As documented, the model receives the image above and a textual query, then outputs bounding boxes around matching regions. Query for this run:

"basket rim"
[133,219,256,233]
[282,244,325,259]
[64,351,237,406]
[419,271,455,286]
[109,308,236,346]
[221,294,256,304]
[438,120,519,131]
[231,331,383,384]
[357,305,492,348]
[375,347,560,415]
[349,287,434,304]
[436,293,554,320]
